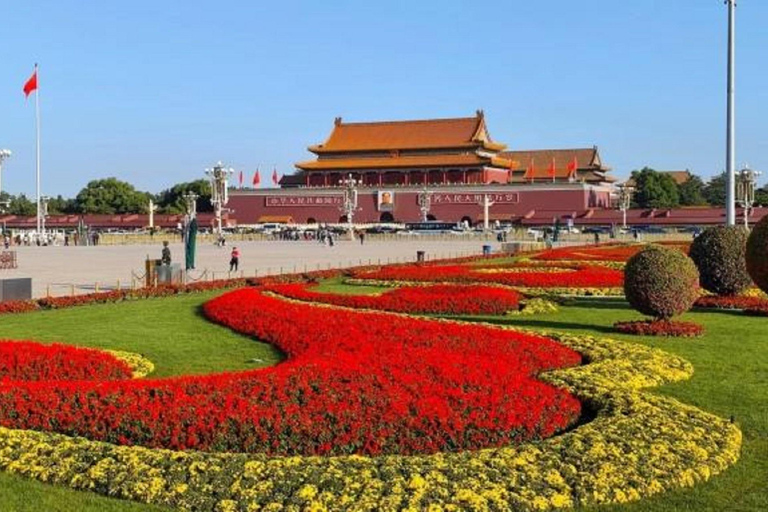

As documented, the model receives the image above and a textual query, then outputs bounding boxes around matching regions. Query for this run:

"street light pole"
[339,174,359,233]
[0,149,11,199]
[205,162,234,242]
[725,0,737,225]
[617,183,634,230]
[736,166,760,229]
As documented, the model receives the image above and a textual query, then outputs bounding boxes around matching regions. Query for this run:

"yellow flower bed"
[0,318,741,511]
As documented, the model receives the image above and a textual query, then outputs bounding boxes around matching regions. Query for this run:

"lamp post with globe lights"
[205,162,234,242]
[736,166,761,229]
[616,183,634,230]
[0,149,11,203]
[417,184,432,222]
[339,174,359,235]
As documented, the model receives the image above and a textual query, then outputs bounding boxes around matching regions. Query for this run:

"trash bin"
[416,250,425,263]
[482,244,492,256]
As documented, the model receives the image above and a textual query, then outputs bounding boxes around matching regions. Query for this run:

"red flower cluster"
[694,295,768,312]
[266,283,522,315]
[0,289,581,457]
[535,243,690,263]
[0,300,39,315]
[353,264,624,289]
[0,341,132,383]
[613,320,704,337]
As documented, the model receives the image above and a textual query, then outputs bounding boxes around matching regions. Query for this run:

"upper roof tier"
[308,110,506,154]
[500,147,610,172]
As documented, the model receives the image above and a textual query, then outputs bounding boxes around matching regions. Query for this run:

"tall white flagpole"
[34,63,42,234]
[725,1,736,226]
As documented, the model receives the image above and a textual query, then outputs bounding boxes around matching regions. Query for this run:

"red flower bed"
[694,295,768,311]
[266,283,523,315]
[0,341,132,383]
[0,289,582,457]
[534,243,690,263]
[613,320,704,337]
[353,263,624,289]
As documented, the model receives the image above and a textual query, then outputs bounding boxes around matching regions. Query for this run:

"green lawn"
[0,288,766,511]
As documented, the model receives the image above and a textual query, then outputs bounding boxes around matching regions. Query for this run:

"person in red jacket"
[229,246,240,272]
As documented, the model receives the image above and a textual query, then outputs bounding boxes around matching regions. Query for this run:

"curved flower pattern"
[0,288,742,511]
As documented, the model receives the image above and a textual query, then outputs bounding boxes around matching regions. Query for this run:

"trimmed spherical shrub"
[624,245,700,320]
[747,215,768,295]
[689,226,752,296]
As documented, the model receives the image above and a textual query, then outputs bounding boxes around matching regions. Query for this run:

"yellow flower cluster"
[107,349,155,378]
[0,321,741,511]
[519,287,625,298]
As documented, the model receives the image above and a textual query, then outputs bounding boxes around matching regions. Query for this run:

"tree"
[156,179,213,214]
[754,185,768,207]
[704,173,726,206]
[678,174,708,206]
[73,178,152,214]
[630,167,680,208]
[46,195,77,215]
[6,193,36,216]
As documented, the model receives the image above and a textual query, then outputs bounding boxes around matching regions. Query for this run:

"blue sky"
[1,0,766,197]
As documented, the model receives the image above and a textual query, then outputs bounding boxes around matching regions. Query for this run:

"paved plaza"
[1,238,500,298]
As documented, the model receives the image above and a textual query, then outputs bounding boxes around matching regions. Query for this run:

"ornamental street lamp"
[182,191,199,219]
[339,174,359,232]
[0,149,11,201]
[40,195,50,235]
[736,166,761,228]
[616,183,634,230]
[205,162,234,240]
[417,184,431,222]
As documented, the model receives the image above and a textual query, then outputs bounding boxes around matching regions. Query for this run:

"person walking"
[229,246,240,272]
[359,230,365,245]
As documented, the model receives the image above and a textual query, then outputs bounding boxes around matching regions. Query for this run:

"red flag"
[524,158,535,182]
[566,155,578,180]
[548,157,557,181]
[272,168,279,185]
[238,169,244,188]
[23,67,38,97]
[252,169,261,187]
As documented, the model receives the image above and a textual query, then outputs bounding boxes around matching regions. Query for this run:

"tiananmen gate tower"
[229,111,617,225]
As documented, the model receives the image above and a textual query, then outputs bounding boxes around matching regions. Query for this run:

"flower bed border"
[0,300,741,511]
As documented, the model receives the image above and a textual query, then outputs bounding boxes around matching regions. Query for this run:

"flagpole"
[35,63,41,235]
[725,0,736,226]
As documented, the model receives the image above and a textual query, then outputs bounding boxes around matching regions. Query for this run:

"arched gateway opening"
[380,212,395,223]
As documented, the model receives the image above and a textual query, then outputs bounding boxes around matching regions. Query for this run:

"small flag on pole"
[548,157,557,182]
[566,155,578,181]
[253,169,261,187]
[23,66,38,97]
[272,167,279,185]
[238,169,244,188]
[524,158,535,183]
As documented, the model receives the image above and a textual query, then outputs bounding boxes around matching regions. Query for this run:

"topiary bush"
[689,226,752,296]
[624,245,700,320]
[746,215,768,294]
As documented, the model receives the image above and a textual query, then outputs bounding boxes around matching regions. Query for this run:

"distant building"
[230,111,615,225]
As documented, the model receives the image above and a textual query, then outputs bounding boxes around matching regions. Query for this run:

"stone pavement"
[0,238,499,298]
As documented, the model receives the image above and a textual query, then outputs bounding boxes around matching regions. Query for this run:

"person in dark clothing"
[161,241,171,265]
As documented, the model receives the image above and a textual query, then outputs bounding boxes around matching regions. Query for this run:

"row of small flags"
[519,156,579,182]
[238,168,280,188]
[24,65,281,190]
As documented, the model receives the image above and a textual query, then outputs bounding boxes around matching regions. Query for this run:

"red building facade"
[230,111,615,225]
